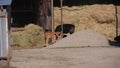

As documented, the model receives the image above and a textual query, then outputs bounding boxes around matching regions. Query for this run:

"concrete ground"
[9,47,120,68]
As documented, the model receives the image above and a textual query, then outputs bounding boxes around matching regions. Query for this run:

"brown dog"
[45,32,61,47]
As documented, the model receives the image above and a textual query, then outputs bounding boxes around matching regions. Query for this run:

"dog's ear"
[53,33,57,37]
[54,32,59,36]
[59,32,61,36]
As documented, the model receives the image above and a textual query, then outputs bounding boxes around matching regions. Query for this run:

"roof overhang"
[0,0,12,6]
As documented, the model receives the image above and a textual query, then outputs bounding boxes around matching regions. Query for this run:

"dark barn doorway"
[11,0,36,27]
[11,0,53,32]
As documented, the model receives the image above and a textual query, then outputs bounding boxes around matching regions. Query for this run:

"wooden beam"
[51,0,54,32]
[60,0,63,38]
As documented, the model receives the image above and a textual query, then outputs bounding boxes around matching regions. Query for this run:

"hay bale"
[11,24,45,47]
[54,4,116,40]
[11,31,32,47]
[24,24,43,35]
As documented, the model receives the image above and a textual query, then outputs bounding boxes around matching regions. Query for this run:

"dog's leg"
[52,34,57,43]
[45,37,49,47]
[45,33,50,47]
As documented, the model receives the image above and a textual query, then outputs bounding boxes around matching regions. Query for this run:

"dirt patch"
[11,47,120,68]
[47,30,111,48]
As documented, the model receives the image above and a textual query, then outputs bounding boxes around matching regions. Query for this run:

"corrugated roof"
[0,0,12,6]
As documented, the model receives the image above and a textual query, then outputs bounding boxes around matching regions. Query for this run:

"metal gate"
[0,8,11,59]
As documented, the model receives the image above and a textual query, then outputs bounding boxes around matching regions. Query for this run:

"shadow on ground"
[109,40,120,47]
[0,60,17,68]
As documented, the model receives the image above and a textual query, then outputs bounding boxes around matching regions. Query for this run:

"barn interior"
[11,0,37,27]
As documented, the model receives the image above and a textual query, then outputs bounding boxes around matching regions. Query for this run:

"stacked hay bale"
[54,4,116,40]
[11,24,45,47]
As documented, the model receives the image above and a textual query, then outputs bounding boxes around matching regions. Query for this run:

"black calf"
[114,36,120,42]
[55,24,75,36]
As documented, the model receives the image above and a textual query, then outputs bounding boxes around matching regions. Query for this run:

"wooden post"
[60,0,63,38]
[115,5,119,37]
[51,0,54,32]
